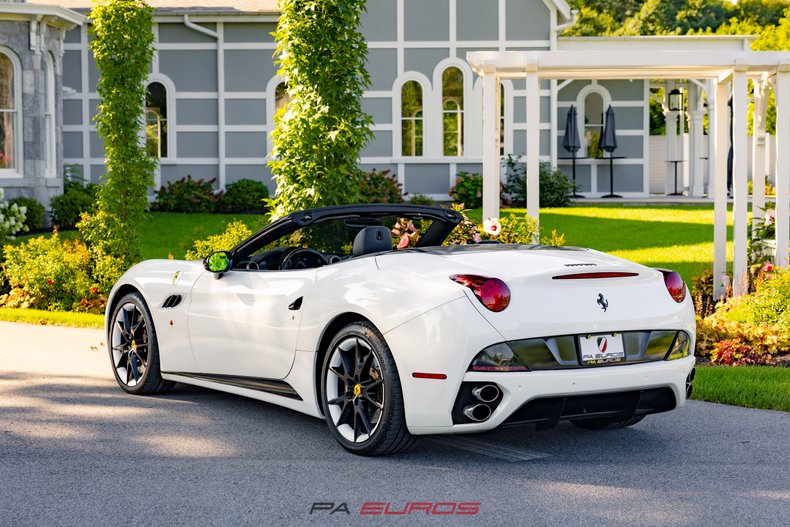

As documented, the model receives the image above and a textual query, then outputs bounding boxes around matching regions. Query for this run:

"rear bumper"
[407,355,695,435]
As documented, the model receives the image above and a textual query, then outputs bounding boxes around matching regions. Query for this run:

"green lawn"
[470,204,734,284]
[0,308,104,329]
[692,365,790,412]
[136,212,267,260]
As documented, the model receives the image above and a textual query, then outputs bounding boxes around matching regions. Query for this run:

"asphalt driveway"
[1,321,788,526]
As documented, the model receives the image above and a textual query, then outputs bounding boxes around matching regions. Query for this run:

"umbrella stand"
[600,153,622,199]
[571,153,585,198]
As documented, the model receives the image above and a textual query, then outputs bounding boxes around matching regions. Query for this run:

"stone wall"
[0,19,65,207]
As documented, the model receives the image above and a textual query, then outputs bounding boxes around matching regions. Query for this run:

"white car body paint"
[106,244,696,434]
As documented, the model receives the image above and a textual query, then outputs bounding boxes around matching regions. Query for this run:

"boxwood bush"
[217,179,269,213]
[50,179,98,229]
[153,175,222,213]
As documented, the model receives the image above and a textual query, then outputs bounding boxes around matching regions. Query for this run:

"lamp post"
[667,88,685,195]
[668,88,684,112]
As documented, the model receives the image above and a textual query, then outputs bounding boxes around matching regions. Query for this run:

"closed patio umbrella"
[562,105,584,198]
[599,105,620,198]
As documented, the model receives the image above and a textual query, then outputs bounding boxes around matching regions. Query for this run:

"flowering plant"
[0,188,29,243]
[441,204,566,247]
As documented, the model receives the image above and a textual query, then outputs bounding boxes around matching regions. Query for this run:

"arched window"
[583,91,604,159]
[275,82,291,113]
[0,50,20,172]
[145,82,168,158]
[401,81,423,156]
[45,53,56,178]
[442,67,464,156]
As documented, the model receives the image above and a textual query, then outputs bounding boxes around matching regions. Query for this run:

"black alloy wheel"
[321,322,414,456]
[109,292,173,395]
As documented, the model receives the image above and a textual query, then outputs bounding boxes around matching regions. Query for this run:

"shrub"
[77,211,132,294]
[359,169,403,204]
[1,231,104,312]
[717,268,790,329]
[153,175,222,213]
[503,155,575,207]
[709,338,777,366]
[185,221,253,260]
[50,179,98,229]
[218,179,270,213]
[8,197,45,231]
[449,172,483,208]
[406,193,435,206]
[695,315,790,358]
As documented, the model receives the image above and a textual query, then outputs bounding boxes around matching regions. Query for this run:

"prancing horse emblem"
[597,293,609,312]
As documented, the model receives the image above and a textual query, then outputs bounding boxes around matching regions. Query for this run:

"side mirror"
[204,251,232,278]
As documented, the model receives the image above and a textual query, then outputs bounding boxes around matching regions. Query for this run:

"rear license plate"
[580,333,625,365]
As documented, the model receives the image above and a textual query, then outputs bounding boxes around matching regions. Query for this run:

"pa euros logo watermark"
[309,501,481,516]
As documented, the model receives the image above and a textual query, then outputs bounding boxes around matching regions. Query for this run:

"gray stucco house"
[0,0,756,204]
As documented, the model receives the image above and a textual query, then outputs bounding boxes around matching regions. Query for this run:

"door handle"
[288,297,303,311]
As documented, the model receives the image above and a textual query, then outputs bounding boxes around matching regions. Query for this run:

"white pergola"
[467,49,790,298]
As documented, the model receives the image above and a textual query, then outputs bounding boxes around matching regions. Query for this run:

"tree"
[266,0,372,219]
[83,0,156,269]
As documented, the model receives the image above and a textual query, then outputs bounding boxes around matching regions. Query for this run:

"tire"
[571,415,645,430]
[320,321,415,456]
[108,292,174,395]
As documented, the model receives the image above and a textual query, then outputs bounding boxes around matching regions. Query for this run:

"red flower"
[90,287,98,294]
[763,262,774,273]
[47,279,53,285]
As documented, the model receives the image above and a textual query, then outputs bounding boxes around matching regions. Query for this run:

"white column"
[217,23,226,191]
[775,68,790,269]
[706,79,716,197]
[732,69,749,296]
[665,82,679,194]
[526,64,541,237]
[689,85,705,196]
[752,81,768,228]
[481,65,500,222]
[713,81,729,299]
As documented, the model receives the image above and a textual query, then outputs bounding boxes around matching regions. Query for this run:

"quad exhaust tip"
[463,404,492,422]
[687,368,696,383]
[472,384,500,403]
[686,384,693,399]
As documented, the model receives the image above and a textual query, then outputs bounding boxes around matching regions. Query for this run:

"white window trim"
[265,74,288,156]
[145,73,177,160]
[45,52,56,178]
[0,46,23,179]
[431,58,474,159]
[576,82,612,157]
[392,71,432,162]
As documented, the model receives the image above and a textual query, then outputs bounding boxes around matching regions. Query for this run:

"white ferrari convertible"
[106,204,696,455]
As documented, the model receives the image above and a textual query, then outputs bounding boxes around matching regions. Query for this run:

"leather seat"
[352,226,392,256]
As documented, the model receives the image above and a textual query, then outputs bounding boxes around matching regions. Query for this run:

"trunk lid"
[376,245,688,340]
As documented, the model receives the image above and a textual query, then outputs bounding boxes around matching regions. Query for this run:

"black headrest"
[353,226,392,257]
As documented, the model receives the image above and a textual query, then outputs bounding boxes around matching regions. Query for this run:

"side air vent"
[162,295,183,309]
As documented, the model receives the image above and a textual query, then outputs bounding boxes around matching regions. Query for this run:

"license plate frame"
[579,333,626,365]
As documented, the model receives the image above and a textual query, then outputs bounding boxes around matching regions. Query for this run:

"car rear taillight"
[660,270,687,303]
[450,274,510,312]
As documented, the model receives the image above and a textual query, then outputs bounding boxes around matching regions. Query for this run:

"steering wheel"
[279,248,327,270]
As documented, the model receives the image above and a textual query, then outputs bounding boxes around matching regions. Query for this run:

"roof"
[24,0,278,14]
